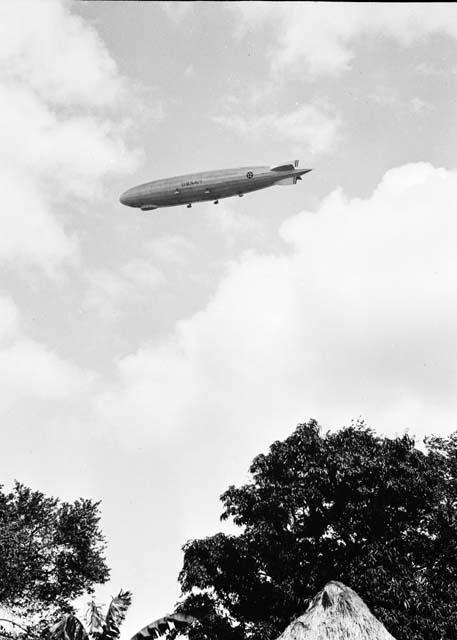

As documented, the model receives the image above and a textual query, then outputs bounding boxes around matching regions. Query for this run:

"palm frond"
[87,600,104,636]
[49,615,89,640]
[101,590,132,640]
[130,613,196,640]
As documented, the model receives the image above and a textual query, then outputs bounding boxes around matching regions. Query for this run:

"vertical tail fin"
[270,160,300,172]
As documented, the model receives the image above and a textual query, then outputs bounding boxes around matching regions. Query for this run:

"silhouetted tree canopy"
[0,481,109,637]
[174,420,457,640]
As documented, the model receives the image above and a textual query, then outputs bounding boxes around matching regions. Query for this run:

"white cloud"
[0,297,21,339]
[204,200,263,241]
[1,166,78,275]
[231,3,457,76]
[184,64,196,78]
[411,97,431,113]
[416,62,457,77]
[95,162,457,445]
[0,296,91,411]
[161,2,195,23]
[0,85,137,198]
[84,260,165,321]
[147,234,198,266]
[0,0,140,275]
[0,0,122,107]
[369,85,398,107]
[0,339,91,408]
[213,104,341,155]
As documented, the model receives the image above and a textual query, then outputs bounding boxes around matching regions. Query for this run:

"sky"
[1,0,457,636]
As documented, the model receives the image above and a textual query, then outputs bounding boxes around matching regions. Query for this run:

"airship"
[119,160,311,211]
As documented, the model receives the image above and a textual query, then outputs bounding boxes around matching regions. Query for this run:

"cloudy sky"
[2,0,457,635]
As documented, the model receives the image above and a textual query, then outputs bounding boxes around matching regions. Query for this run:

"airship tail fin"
[270,160,299,171]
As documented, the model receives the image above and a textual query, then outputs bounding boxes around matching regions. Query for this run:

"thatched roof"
[276,582,396,640]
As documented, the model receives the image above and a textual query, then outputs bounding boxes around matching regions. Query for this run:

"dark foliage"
[174,420,457,640]
[46,589,132,640]
[47,615,89,640]
[96,590,132,640]
[129,613,197,640]
[0,481,109,635]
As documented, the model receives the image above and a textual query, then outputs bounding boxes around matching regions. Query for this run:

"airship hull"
[120,162,311,211]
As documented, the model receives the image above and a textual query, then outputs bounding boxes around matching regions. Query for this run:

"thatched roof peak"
[277,581,396,640]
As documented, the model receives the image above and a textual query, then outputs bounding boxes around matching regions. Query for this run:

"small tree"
[168,420,457,640]
[0,481,110,635]
[50,590,132,640]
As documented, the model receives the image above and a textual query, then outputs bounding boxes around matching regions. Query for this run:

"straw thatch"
[276,582,396,640]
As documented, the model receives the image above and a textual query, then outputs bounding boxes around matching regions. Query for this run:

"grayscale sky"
[1,1,457,635]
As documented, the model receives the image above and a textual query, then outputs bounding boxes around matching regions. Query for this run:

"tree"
[170,420,457,640]
[49,590,132,640]
[0,481,110,636]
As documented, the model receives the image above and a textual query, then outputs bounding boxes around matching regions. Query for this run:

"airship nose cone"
[120,189,133,206]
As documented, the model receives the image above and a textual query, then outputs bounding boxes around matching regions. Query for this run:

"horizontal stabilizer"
[270,160,299,171]
[275,177,297,186]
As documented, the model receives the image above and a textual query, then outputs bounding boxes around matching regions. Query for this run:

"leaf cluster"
[0,481,110,630]
[49,590,132,640]
[175,420,457,640]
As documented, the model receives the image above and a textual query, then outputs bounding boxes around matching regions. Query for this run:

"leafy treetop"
[0,481,110,636]
[174,420,457,640]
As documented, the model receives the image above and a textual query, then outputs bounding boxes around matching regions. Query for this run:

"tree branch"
[0,619,31,634]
